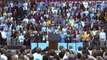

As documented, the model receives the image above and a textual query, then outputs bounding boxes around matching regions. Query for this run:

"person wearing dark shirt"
[11,30,18,46]
[24,32,30,45]
[34,32,43,42]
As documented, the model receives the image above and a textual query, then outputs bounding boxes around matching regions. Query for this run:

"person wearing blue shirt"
[90,13,94,19]
[2,24,8,31]
[60,32,66,43]
[0,16,5,23]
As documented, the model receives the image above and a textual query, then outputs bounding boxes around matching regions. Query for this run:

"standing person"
[18,33,25,46]
[60,31,66,43]
[99,29,106,48]
[91,33,100,49]
[33,47,43,60]
[24,36,30,46]
[24,31,30,45]
[81,31,90,47]
[6,28,11,46]
[1,29,7,45]
[34,32,42,43]
[23,0,28,14]
[11,30,18,46]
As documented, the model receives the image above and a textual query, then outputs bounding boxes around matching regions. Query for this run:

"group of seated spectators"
[1,45,107,60]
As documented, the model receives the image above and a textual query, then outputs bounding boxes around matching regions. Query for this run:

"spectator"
[33,47,42,60]
[18,33,25,46]
[0,48,7,60]
[0,1,107,60]
[99,29,106,47]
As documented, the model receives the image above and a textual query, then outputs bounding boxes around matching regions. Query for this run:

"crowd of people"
[0,44,107,60]
[0,0,106,46]
[0,0,107,60]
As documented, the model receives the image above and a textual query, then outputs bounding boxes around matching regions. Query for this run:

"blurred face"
[101,29,104,32]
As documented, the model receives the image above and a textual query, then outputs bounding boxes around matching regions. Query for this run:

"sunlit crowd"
[0,0,107,60]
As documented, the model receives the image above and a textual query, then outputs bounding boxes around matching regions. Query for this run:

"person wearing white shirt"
[81,21,85,30]
[16,24,23,31]
[23,16,29,24]
[41,26,46,32]
[30,8,36,15]
[10,1,14,8]
[0,54,7,60]
[83,2,88,9]
[23,1,28,11]
[99,29,106,40]
[84,10,89,16]
[99,29,106,47]
[29,16,35,25]
[1,30,7,39]
[63,2,66,7]
[0,29,7,45]
[18,33,25,46]
[0,50,7,60]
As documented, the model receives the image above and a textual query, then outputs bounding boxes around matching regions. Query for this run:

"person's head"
[58,49,66,59]
[97,50,103,56]
[92,49,98,57]
[82,49,89,55]
[59,46,64,51]
[80,54,88,60]
[78,46,83,51]
[27,54,34,60]
[69,46,73,49]
[32,47,37,54]
[48,49,56,56]
[54,55,60,60]
[88,46,92,51]
[11,55,19,60]
[76,53,81,59]
[31,15,34,18]
[18,54,24,60]
[36,47,42,53]
[101,29,104,32]
[43,55,49,60]
[25,49,31,54]
[19,45,26,53]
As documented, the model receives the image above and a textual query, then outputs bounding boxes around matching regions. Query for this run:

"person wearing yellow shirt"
[91,28,97,37]
[81,31,90,42]
[46,19,51,27]
[81,31,91,47]
[3,11,7,17]
[69,19,75,27]
[69,16,75,27]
